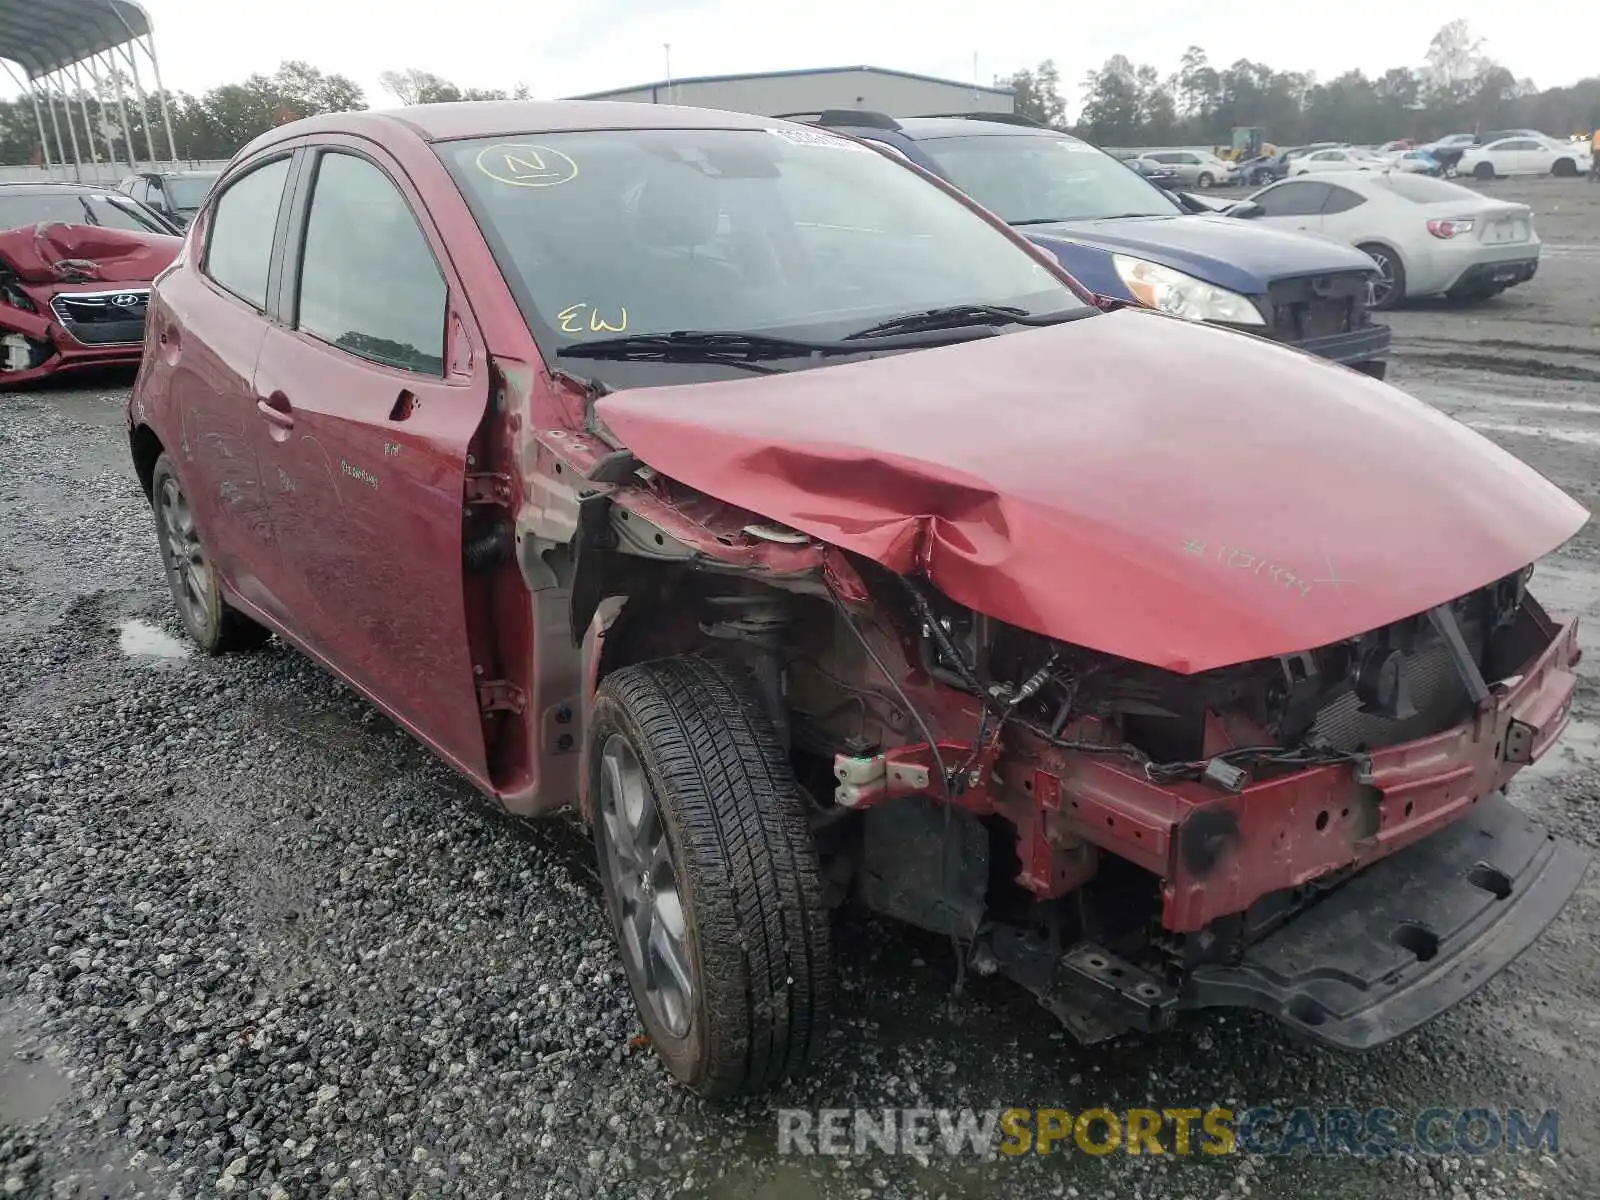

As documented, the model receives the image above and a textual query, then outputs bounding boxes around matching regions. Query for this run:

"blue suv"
[792,112,1390,378]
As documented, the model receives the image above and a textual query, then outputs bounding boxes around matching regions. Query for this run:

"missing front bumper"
[1181,791,1587,1049]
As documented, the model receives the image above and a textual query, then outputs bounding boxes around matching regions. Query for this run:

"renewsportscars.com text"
[777,1106,1560,1159]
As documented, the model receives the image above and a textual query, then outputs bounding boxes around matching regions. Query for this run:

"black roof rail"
[774,108,902,130]
[912,111,1047,128]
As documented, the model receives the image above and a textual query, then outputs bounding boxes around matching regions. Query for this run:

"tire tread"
[596,654,831,1096]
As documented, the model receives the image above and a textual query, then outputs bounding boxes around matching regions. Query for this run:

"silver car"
[1240,171,1540,309]
[1132,149,1238,189]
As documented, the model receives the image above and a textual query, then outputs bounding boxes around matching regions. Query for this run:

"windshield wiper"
[556,326,998,367]
[843,303,1091,341]
[558,331,842,362]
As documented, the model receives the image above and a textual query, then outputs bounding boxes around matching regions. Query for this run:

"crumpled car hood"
[0,222,179,284]
[594,310,1587,673]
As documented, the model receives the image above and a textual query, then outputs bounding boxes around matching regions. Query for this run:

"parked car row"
[120,99,1588,1101]
[10,115,1581,392]
[1188,129,1591,187]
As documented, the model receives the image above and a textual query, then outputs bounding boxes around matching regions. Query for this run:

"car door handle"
[388,388,417,422]
[256,395,294,430]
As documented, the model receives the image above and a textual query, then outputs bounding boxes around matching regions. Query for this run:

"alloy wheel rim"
[1367,252,1395,305]
[599,733,694,1038]
[157,476,210,631]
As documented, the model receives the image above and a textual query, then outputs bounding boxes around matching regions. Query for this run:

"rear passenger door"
[1489,140,1529,174]
[1509,140,1547,174]
[153,150,299,611]
[251,139,493,784]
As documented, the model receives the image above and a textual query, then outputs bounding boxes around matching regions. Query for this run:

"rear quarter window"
[1372,174,1482,204]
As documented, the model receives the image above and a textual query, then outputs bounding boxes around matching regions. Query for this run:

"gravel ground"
[3,176,1598,1200]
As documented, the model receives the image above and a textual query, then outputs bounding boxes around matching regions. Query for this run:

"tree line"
[1003,20,1600,149]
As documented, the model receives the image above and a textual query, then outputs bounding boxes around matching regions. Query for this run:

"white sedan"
[1456,137,1591,179]
[1239,171,1540,309]
[1289,147,1384,175]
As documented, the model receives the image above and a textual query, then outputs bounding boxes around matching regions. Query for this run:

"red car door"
[148,150,299,611]
[249,140,492,785]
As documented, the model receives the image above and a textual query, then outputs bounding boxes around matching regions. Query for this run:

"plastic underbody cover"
[595,308,1587,673]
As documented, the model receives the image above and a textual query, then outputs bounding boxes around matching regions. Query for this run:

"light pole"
[663,43,672,104]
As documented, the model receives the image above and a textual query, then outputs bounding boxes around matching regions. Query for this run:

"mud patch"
[1404,351,1600,384]
[1460,420,1600,448]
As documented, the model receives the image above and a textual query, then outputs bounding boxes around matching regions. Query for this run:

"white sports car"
[1238,171,1540,309]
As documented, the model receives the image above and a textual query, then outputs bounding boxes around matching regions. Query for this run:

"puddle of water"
[117,619,192,660]
[0,999,72,1125]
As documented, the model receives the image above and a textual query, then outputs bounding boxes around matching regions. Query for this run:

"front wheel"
[1358,243,1406,311]
[1474,161,1495,181]
[590,654,832,1097]
[1196,171,1215,189]
[1551,157,1577,178]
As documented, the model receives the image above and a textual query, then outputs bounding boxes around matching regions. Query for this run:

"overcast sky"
[138,0,1584,109]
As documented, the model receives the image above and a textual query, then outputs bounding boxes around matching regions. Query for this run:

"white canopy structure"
[0,0,178,179]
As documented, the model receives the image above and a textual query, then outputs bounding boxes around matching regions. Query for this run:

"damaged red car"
[0,183,181,386]
[127,102,1589,1098]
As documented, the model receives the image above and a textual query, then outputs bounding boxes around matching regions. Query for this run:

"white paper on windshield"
[766,127,870,152]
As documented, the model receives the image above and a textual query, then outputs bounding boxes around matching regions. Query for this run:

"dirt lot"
[2,176,1598,1200]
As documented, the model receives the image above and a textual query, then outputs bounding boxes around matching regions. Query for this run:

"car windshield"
[914,133,1180,223]
[0,192,165,233]
[163,176,216,209]
[440,127,1086,368]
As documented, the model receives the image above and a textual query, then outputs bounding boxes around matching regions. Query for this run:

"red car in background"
[0,183,181,387]
[128,101,1587,1099]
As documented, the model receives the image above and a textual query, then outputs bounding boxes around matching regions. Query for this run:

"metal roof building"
[571,65,1014,119]
[1,0,178,178]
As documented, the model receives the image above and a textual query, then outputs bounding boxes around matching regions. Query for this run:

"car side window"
[1179,153,1201,165]
[1320,185,1366,214]
[205,158,292,309]
[295,151,446,375]
[1504,139,1539,151]
[1253,181,1332,217]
